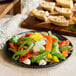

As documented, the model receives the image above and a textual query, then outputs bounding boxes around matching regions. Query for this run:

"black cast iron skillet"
[4,31,73,68]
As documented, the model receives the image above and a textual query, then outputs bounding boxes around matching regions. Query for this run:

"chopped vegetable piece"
[43,35,52,52]
[59,40,69,47]
[53,56,59,63]
[17,37,35,44]
[39,60,47,65]
[48,31,58,41]
[46,54,53,60]
[18,39,35,50]
[10,34,25,44]
[68,25,76,32]
[23,59,31,65]
[52,41,60,53]
[62,49,68,58]
[8,48,17,53]
[51,41,65,59]
[9,42,17,51]
[59,40,69,57]
[31,51,50,62]
[30,33,44,41]
[59,45,72,51]
[14,56,19,61]
[12,50,29,60]
[51,52,65,60]
[19,52,34,63]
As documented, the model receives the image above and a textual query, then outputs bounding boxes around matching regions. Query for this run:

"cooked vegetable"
[59,45,72,51]
[10,34,25,44]
[8,48,17,53]
[9,42,17,51]
[18,39,35,50]
[43,35,52,52]
[31,51,50,62]
[17,37,35,44]
[52,41,60,53]
[59,40,69,57]
[51,41,65,59]
[30,33,44,41]
[8,31,72,65]
[12,50,29,60]
[59,40,69,47]
[48,31,58,41]
[51,52,65,59]
[53,56,59,63]
[23,59,31,65]
[68,25,76,32]
[39,60,47,65]
[46,54,53,60]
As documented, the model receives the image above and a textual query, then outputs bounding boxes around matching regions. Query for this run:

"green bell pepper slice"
[51,52,65,60]
[31,51,50,62]
[8,48,17,53]
[51,41,65,60]
[12,50,29,60]
[59,45,73,52]
[48,31,58,41]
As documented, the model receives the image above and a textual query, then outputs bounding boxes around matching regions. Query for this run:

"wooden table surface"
[0,0,21,19]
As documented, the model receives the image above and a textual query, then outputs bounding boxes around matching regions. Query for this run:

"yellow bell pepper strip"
[59,40,69,57]
[46,54,53,60]
[43,35,52,52]
[53,56,59,63]
[30,33,44,41]
[31,51,50,63]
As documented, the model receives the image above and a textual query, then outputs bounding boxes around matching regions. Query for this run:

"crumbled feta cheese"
[39,60,47,65]
[23,59,31,65]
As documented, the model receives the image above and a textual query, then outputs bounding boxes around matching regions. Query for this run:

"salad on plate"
[7,31,73,66]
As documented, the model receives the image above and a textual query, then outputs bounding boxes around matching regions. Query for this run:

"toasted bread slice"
[40,0,55,11]
[55,7,73,18]
[56,0,73,8]
[31,9,49,21]
[73,0,76,2]
[48,16,69,26]
[72,17,76,23]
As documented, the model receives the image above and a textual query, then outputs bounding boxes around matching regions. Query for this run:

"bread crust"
[56,0,73,8]
[40,0,55,11]
[48,16,69,26]
[55,7,73,18]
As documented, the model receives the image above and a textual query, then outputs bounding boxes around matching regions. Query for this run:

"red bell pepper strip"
[52,38,58,41]
[19,51,39,62]
[18,41,24,45]
[21,47,24,51]
[9,42,17,51]
[43,35,52,52]
[59,40,69,57]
